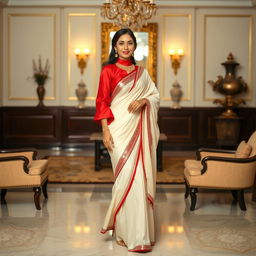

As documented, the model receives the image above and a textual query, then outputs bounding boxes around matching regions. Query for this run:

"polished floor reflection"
[1,184,256,256]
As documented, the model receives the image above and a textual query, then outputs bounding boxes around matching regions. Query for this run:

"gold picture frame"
[101,23,158,83]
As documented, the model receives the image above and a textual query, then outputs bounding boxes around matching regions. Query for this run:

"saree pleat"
[101,67,160,251]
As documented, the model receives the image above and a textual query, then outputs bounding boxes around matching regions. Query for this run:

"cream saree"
[101,66,160,251]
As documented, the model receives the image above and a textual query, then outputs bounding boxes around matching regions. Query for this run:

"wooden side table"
[90,133,167,172]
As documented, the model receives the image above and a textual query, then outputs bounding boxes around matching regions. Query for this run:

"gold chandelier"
[101,0,157,31]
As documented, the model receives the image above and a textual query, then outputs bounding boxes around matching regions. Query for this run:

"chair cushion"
[184,160,202,176]
[250,148,256,157]
[248,131,256,156]
[235,140,252,158]
[28,159,48,175]
[248,131,256,147]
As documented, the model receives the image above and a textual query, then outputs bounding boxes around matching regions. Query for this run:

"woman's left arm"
[128,98,147,113]
[128,69,159,113]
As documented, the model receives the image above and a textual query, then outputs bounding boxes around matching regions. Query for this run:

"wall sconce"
[168,48,184,109]
[168,49,184,76]
[74,48,90,75]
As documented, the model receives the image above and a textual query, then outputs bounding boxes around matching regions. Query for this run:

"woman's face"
[114,33,136,61]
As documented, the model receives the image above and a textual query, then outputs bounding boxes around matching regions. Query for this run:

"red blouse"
[94,58,137,125]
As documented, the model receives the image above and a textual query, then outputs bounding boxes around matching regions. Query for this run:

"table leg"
[157,141,163,172]
[95,140,101,171]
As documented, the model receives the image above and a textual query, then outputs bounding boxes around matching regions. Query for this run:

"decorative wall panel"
[1,107,255,149]
[2,107,61,145]
[62,108,100,144]
[5,12,58,103]
[161,13,194,105]
[195,9,256,107]
[67,13,97,102]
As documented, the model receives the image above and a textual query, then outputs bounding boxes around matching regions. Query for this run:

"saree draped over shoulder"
[95,63,160,252]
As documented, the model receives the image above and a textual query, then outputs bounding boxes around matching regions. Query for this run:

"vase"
[170,80,182,109]
[36,84,45,107]
[76,80,88,108]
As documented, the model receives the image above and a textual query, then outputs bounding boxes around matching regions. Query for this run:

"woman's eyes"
[118,42,134,46]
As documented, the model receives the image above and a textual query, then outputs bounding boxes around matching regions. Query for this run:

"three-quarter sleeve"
[94,66,115,125]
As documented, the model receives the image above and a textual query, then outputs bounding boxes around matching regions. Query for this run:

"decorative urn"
[170,80,183,109]
[208,53,247,118]
[208,53,248,146]
[76,80,88,108]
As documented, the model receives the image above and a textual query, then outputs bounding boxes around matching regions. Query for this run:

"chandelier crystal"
[101,0,157,31]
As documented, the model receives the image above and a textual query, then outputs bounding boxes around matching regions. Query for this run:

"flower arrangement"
[32,56,49,86]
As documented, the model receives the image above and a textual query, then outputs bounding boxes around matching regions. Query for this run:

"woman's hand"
[101,119,114,153]
[103,128,114,153]
[128,98,147,113]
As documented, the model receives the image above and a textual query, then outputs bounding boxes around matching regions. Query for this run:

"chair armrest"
[0,149,37,162]
[201,155,256,174]
[196,148,235,160]
[0,156,30,174]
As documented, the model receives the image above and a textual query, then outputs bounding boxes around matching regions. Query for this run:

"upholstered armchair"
[184,131,256,211]
[0,149,49,210]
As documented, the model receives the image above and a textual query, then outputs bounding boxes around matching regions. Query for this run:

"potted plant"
[33,56,49,107]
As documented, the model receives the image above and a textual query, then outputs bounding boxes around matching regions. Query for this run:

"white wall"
[1,3,256,107]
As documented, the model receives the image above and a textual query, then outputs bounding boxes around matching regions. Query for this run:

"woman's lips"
[122,51,130,54]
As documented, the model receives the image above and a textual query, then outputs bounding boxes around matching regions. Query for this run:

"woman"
[94,28,160,253]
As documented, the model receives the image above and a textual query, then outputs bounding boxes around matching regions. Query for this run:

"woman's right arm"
[94,67,115,125]
[94,66,115,153]
[101,118,114,153]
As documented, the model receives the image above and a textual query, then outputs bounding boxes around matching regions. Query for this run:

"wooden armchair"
[0,149,49,210]
[184,131,256,211]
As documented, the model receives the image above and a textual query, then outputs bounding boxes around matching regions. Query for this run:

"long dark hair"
[107,28,137,65]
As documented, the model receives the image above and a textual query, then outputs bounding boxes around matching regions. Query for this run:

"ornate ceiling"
[0,0,255,7]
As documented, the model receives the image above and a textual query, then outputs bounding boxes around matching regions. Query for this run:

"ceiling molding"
[4,0,256,7]
[158,0,254,7]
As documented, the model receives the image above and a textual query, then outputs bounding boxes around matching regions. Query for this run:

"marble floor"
[1,183,256,256]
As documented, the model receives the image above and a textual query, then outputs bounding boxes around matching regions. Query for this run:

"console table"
[90,132,167,172]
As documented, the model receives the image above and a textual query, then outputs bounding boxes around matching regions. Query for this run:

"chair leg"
[33,187,41,210]
[184,180,189,199]
[1,202,9,216]
[231,190,238,202]
[42,179,48,199]
[190,188,198,211]
[1,189,7,201]
[237,189,246,211]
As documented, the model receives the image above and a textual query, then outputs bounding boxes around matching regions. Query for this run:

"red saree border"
[111,68,137,101]
[144,100,154,208]
[145,99,153,155]
[113,112,143,227]
[140,117,147,181]
[129,66,144,92]
[114,119,141,179]
[122,67,137,85]
[100,225,114,234]
[147,194,154,207]
[128,244,152,252]
[103,112,143,232]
